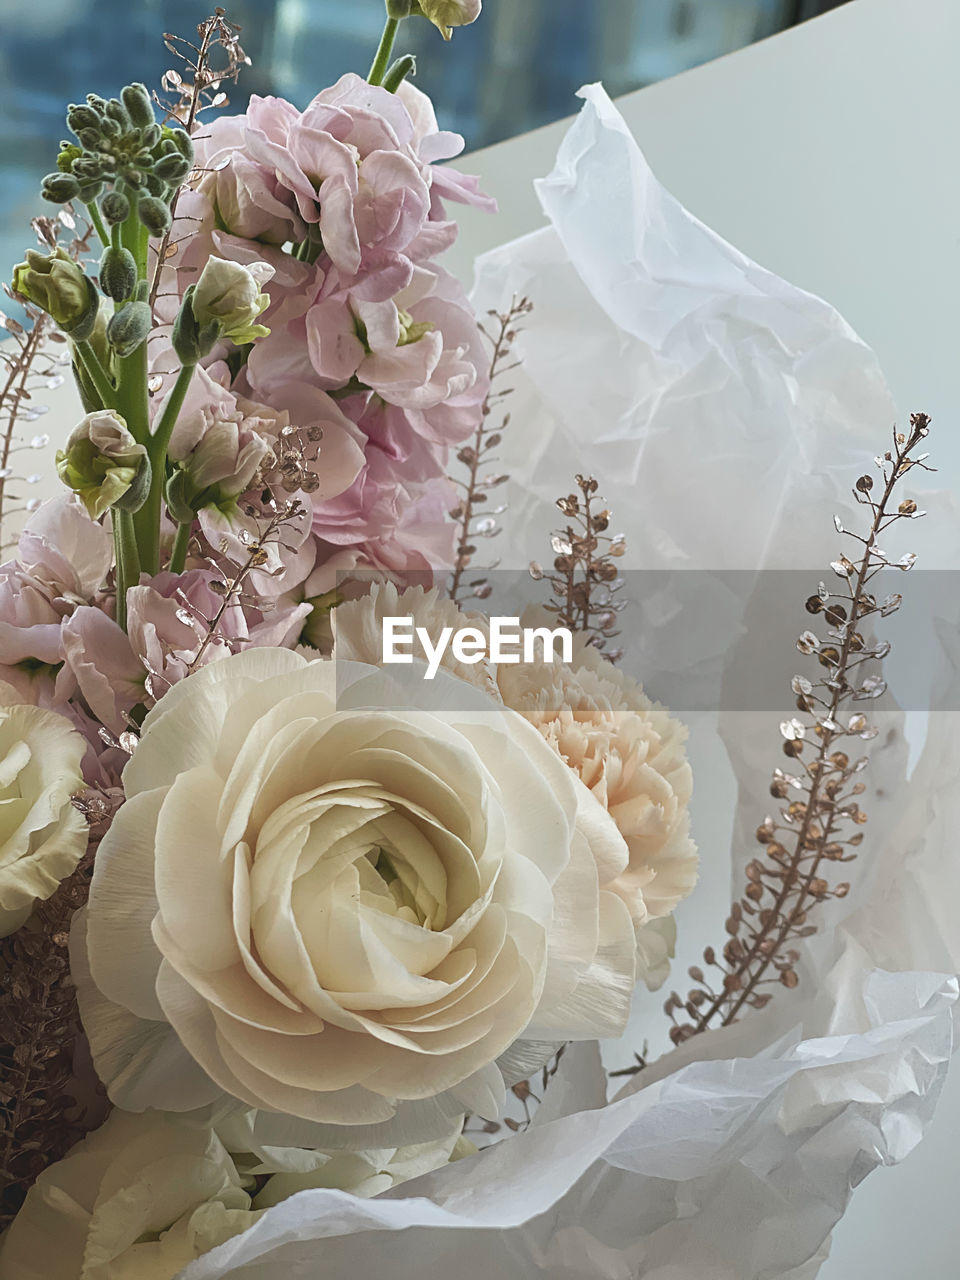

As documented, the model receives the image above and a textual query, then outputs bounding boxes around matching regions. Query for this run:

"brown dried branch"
[140,500,307,699]
[653,413,934,1051]
[447,296,532,605]
[0,838,105,1229]
[530,474,627,658]
[148,9,250,309]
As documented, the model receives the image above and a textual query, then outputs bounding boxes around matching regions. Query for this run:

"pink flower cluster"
[0,76,494,775]
[169,73,494,580]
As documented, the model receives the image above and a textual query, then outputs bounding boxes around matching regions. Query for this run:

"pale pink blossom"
[60,607,144,734]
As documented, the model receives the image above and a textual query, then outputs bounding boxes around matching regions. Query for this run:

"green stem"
[85,201,109,248]
[113,508,140,631]
[169,519,193,574]
[134,363,196,576]
[368,16,401,85]
[74,340,116,409]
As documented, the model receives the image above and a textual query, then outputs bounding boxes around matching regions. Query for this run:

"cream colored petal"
[86,788,167,1020]
[125,647,307,797]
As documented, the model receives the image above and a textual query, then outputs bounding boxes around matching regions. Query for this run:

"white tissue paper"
[178,85,960,1280]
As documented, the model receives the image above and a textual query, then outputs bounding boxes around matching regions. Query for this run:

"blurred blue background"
[0,0,847,282]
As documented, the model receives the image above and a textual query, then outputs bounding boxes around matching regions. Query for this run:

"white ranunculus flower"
[0,1111,256,1280]
[0,1108,468,1280]
[0,686,87,937]
[74,648,636,1146]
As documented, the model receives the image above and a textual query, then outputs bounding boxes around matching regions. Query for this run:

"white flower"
[333,581,499,700]
[0,685,87,937]
[0,1108,468,1280]
[192,257,273,345]
[74,648,636,1146]
[0,1110,255,1280]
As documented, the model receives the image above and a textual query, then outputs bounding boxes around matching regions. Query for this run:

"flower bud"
[78,180,104,204]
[11,248,98,340]
[104,98,130,130]
[99,246,137,303]
[72,156,103,183]
[138,195,172,236]
[168,128,194,164]
[57,142,82,173]
[40,172,81,204]
[99,116,121,141]
[55,409,149,518]
[386,0,417,15]
[152,153,191,184]
[191,257,273,348]
[67,104,101,135]
[141,123,162,150]
[383,54,417,93]
[121,82,155,130]
[100,190,130,225]
[75,127,101,150]
[106,300,152,357]
[412,0,481,38]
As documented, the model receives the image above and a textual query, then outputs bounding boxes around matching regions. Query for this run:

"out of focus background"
[1,0,847,281]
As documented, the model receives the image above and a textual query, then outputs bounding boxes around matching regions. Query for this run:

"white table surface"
[25,0,960,1273]
[446,1,960,1275]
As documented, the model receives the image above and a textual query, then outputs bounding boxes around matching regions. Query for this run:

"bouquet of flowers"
[0,7,955,1279]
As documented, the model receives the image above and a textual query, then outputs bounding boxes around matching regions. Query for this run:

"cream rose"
[74,648,636,1146]
[0,686,87,937]
[0,1108,467,1280]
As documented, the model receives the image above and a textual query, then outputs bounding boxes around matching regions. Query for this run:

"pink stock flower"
[60,607,144,735]
[0,496,112,681]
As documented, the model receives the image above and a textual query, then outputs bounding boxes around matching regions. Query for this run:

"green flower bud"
[121,82,155,130]
[86,94,107,112]
[153,153,190,184]
[67,104,101,135]
[169,128,194,164]
[75,127,101,150]
[104,98,130,130]
[171,285,220,365]
[386,0,417,16]
[78,181,104,204]
[106,300,152,357]
[55,409,150,518]
[72,156,103,183]
[99,246,137,303]
[383,54,417,93]
[100,190,130,225]
[12,248,98,340]
[99,116,122,140]
[141,174,167,199]
[57,142,82,173]
[141,123,162,150]
[164,466,200,524]
[40,172,81,204]
[137,195,172,237]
